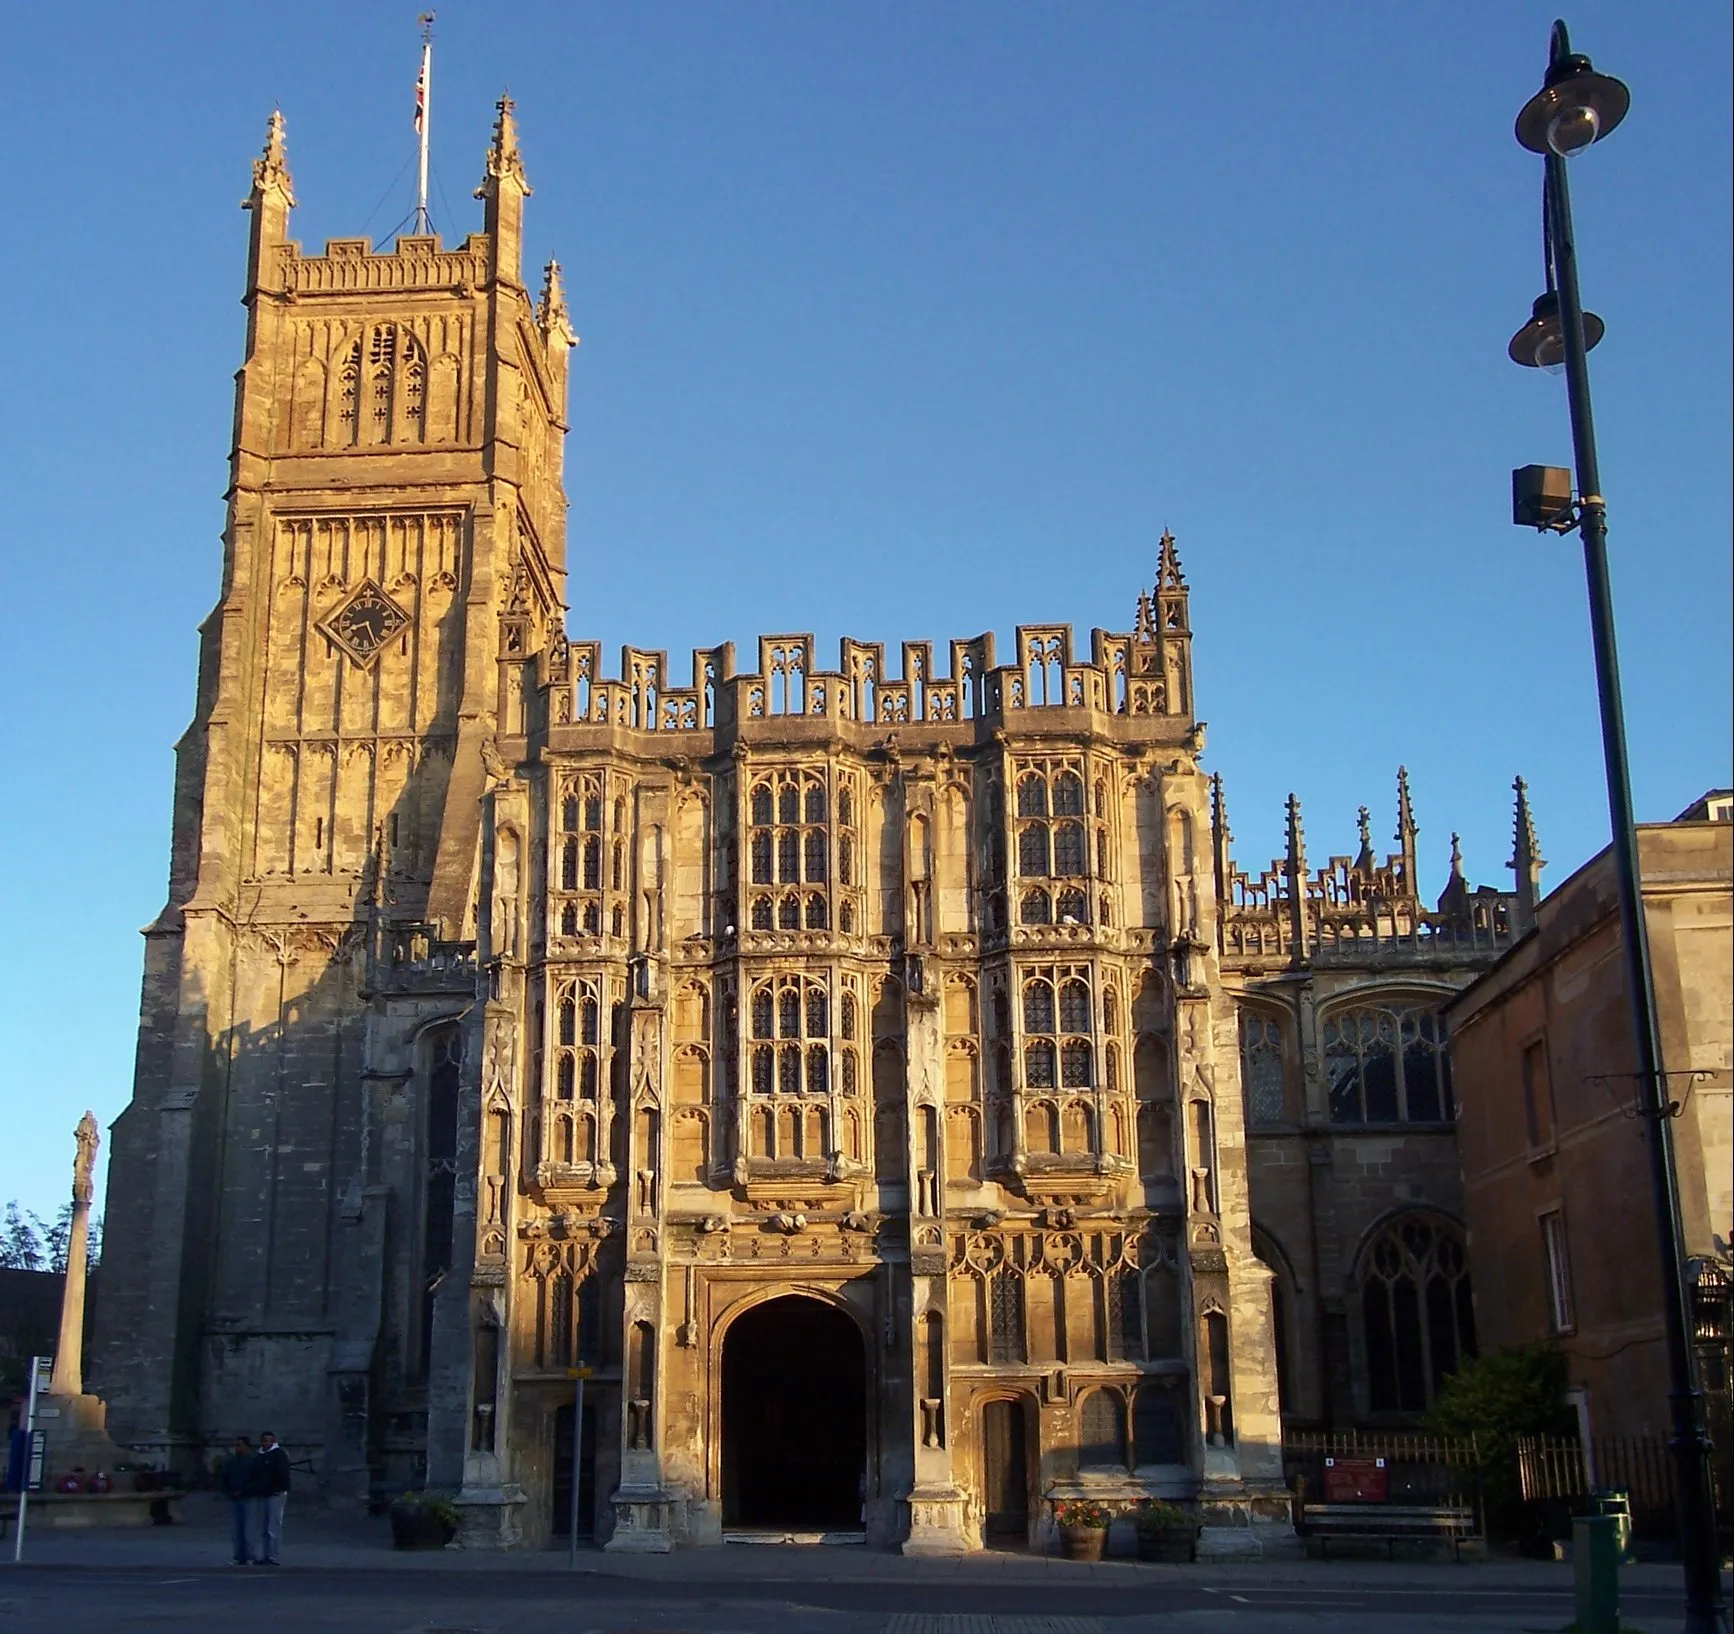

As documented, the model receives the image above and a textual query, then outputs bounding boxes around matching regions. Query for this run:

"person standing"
[252,1430,291,1564]
[219,1436,256,1566]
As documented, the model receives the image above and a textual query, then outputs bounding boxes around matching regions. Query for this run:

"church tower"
[95,104,573,1472]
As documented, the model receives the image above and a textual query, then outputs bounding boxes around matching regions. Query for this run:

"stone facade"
[1447,800,1733,1443]
[95,106,1532,1552]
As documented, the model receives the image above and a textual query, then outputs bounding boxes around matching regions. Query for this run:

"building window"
[1324,1004,1454,1124]
[1541,1210,1575,1333]
[1522,1038,1556,1149]
[1078,1388,1127,1469]
[1239,1011,1286,1128]
[746,771,830,910]
[1360,1214,1476,1415]
[746,976,830,1100]
[1021,965,1093,1094]
[988,1270,1025,1363]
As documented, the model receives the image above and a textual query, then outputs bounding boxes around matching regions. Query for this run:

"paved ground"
[2,1494,1727,1633]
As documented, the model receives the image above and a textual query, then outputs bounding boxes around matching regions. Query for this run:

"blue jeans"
[250,1493,287,1562]
[228,1499,252,1563]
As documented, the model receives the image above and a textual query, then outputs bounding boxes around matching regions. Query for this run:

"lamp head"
[1508,290,1605,372]
[1516,46,1629,156]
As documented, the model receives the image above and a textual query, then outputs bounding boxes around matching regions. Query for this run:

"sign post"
[11,1356,51,1563]
[565,1366,591,1570]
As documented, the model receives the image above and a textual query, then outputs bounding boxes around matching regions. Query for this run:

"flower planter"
[389,1508,456,1550]
[1136,1525,1198,1563]
[1058,1523,1108,1561]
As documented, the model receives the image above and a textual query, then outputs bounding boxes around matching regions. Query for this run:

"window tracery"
[747,975,832,1110]
[1324,1003,1453,1123]
[1239,1011,1286,1128]
[1021,965,1092,1090]
[1358,1213,1476,1414]
[745,768,839,935]
[1014,759,1096,924]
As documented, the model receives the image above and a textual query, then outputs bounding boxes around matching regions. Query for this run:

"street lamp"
[1508,23,1726,1633]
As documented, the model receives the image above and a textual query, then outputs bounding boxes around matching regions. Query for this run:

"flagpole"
[415,13,435,233]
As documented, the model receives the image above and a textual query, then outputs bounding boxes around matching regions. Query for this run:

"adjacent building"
[1447,792,1733,1451]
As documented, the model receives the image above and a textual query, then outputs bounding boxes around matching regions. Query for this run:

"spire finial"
[1209,773,1233,905]
[248,108,296,207]
[1396,766,1417,844]
[482,90,529,190]
[1355,805,1375,872]
[1156,527,1187,590]
[1449,831,1464,876]
[538,258,574,341]
[1285,793,1307,873]
[1211,774,1232,846]
[1509,774,1545,930]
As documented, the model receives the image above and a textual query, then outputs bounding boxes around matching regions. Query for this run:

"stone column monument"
[53,1112,100,1396]
[38,1112,137,1506]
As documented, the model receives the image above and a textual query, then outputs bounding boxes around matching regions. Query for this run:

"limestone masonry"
[95,104,1534,1552]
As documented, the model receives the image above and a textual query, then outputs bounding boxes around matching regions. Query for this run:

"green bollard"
[1573,1514,1620,1634]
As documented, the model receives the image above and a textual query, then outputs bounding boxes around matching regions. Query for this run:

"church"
[93,103,1536,1554]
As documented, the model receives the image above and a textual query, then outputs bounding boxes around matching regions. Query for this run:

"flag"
[415,63,426,133]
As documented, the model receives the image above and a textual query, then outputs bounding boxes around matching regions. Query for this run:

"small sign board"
[1322,1455,1388,1503]
[565,1367,593,1380]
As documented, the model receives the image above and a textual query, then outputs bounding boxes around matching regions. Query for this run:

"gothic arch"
[1351,1208,1476,1417]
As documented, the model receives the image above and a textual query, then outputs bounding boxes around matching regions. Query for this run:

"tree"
[1426,1341,1578,1537]
[33,1204,72,1274]
[1,1201,43,1270]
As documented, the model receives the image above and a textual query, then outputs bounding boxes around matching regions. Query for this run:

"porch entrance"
[721,1295,866,1530]
[981,1398,1029,1543]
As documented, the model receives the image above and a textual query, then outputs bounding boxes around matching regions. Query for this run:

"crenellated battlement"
[542,536,1196,739]
[269,234,494,296]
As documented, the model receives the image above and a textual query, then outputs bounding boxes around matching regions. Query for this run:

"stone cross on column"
[53,1111,100,1397]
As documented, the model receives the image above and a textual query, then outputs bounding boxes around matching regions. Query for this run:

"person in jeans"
[219,1436,256,1566]
[252,1430,292,1564]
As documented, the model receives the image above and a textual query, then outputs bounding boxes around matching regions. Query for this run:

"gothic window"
[806,893,828,930]
[778,895,801,930]
[1240,1011,1286,1128]
[1022,966,1093,1096]
[1013,759,1092,891]
[1360,1214,1476,1414]
[842,1048,858,1095]
[1079,1388,1127,1469]
[1133,1386,1185,1465]
[988,1270,1025,1363]
[838,785,853,827]
[751,896,773,930]
[584,793,602,831]
[559,902,578,936]
[751,785,773,825]
[748,976,832,1104]
[336,343,360,440]
[839,899,854,932]
[1105,1269,1140,1362]
[582,902,600,934]
[1054,823,1086,877]
[778,830,800,883]
[1325,1004,1454,1124]
[559,997,576,1046]
[611,842,624,891]
[561,840,579,891]
[1103,986,1120,1035]
[805,785,826,823]
[1020,888,1052,926]
[583,837,601,891]
[562,794,580,832]
[1056,886,1089,924]
[581,995,599,1045]
[778,783,799,824]
[804,829,827,883]
[841,993,858,1040]
[838,834,853,886]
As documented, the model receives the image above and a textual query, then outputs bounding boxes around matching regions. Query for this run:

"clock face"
[321,580,411,667]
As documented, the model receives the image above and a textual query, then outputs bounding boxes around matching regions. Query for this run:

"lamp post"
[1509,23,1726,1631]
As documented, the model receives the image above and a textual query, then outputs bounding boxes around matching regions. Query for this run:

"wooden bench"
[1301,1502,1482,1562]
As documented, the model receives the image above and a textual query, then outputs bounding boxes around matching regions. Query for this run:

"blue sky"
[0,3,1727,1221]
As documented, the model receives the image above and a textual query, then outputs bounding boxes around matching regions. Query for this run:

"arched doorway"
[722,1295,866,1529]
[980,1397,1029,1544]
